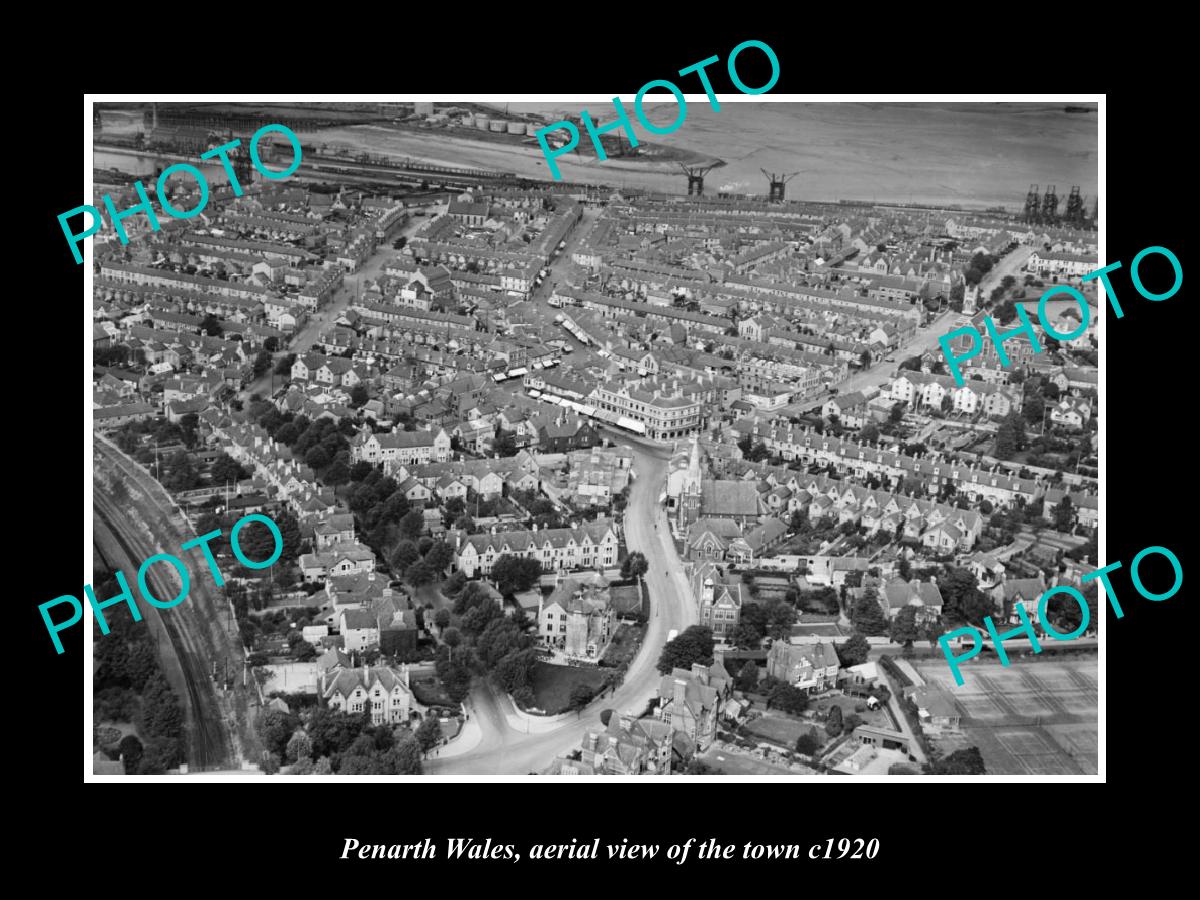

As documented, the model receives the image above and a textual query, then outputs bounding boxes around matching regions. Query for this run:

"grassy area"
[529,662,609,715]
[601,623,645,669]
[812,694,891,729]
[743,714,812,748]
[411,675,454,709]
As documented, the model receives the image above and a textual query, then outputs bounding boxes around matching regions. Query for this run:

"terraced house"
[449,519,620,578]
[727,425,1039,510]
[349,425,452,469]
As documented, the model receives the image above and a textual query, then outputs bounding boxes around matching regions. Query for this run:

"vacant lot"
[529,662,609,715]
[910,658,1098,775]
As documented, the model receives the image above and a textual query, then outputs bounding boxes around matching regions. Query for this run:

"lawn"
[743,713,813,748]
[812,694,892,730]
[528,662,609,715]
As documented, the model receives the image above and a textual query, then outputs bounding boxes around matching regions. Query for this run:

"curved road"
[425,439,696,774]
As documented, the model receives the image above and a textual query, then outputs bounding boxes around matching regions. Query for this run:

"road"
[425,439,696,774]
[979,245,1034,298]
[238,213,433,403]
[94,434,252,770]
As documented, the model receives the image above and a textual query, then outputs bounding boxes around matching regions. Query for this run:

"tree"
[305,444,332,471]
[825,704,844,737]
[889,402,905,424]
[252,349,273,377]
[795,729,822,757]
[200,313,223,337]
[442,626,462,648]
[930,746,987,775]
[735,659,759,693]
[405,559,437,587]
[568,683,597,717]
[210,453,247,485]
[423,541,455,573]
[620,551,649,581]
[390,728,424,774]
[390,540,421,573]
[767,682,809,715]
[293,640,317,661]
[433,608,451,629]
[890,605,920,648]
[859,422,880,444]
[1053,494,1075,533]
[256,708,299,759]
[859,349,872,368]
[415,715,443,753]
[836,631,871,667]
[399,509,426,541]
[163,450,200,491]
[274,353,297,376]
[656,626,714,675]
[490,554,543,594]
[307,708,366,759]
[260,752,281,775]
[349,384,370,408]
[286,731,313,764]
[141,674,185,753]
[851,590,888,636]
[118,734,144,773]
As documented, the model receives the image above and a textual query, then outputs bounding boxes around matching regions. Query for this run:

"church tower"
[679,434,704,529]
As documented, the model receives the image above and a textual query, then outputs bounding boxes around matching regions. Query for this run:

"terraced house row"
[448,519,620,578]
[719,460,985,553]
[728,420,1041,508]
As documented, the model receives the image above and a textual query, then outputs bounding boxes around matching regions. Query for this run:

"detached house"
[766,641,840,693]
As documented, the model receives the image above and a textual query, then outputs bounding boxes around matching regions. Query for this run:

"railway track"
[93,436,239,771]
[94,491,226,770]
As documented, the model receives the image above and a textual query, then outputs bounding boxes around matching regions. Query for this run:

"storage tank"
[474,115,490,130]
[507,121,525,135]
[489,120,506,132]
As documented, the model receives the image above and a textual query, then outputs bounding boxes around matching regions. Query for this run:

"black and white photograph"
[77,96,1107,783]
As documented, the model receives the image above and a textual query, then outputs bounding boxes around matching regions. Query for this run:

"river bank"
[297,124,724,186]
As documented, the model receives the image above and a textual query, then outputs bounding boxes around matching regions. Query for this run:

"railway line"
[93,436,240,771]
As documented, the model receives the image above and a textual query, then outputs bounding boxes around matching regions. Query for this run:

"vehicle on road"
[884,354,896,363]
[667,629,679,642]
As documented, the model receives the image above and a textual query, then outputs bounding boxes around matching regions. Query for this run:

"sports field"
[911,659,1099,775]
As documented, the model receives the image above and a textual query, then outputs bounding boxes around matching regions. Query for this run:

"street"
[238,213,433,404]
[425,439,696,774]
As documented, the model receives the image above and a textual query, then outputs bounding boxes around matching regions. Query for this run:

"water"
[95,102,1097,210]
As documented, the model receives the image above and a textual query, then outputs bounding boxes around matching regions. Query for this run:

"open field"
[910,658,1098,775]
